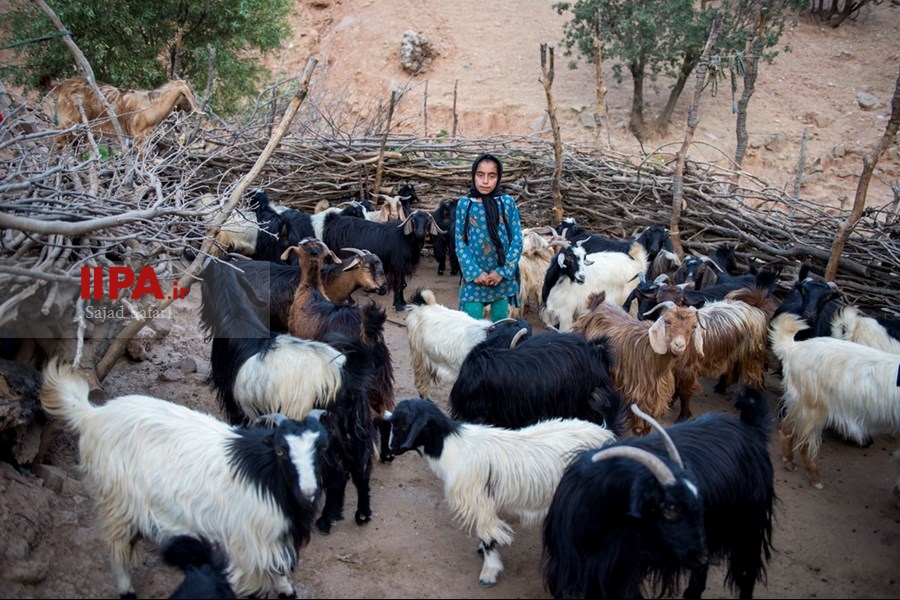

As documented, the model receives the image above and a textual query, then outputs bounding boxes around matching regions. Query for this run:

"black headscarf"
[466,153,506,266]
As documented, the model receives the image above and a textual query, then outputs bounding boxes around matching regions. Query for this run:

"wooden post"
[539,44,564,224]
[423,80,429,137]
[793,127,809,199]
[95,58,320,380]
[824,63,900,282]
[731,9,767,191]
[452,80,459,137]
[669,12,723,258]
[372,88,399,197]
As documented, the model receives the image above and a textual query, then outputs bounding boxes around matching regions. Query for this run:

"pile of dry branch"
[1,89,899,378]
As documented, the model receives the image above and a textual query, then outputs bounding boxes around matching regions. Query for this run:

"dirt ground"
[1,1,900,599]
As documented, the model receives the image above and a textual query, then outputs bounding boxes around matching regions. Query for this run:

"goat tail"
[39,357,94,433]
[408,288,436,306]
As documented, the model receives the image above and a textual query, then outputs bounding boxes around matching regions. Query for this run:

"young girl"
[454,153,524,321]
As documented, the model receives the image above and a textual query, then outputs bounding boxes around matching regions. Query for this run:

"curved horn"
[340,247,367,257]
[642,300,676,318]
[591,446,677,487]
[254,413,288,428]
[629,405,683,468]
[509,327,529,348]
[548,239,570,249]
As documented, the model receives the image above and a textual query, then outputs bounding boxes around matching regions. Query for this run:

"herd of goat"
[37,185,900,598]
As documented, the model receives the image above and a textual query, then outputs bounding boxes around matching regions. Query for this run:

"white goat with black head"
[387,398,618,588]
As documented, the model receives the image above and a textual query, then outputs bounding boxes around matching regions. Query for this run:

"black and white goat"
[40,359,328,598]
[449,329,625,431]
[542,388,775,599]
[387,398,618,588]
[324,209,445,310]
[540,241,648,331]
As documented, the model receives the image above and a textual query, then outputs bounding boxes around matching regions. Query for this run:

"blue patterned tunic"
[454,194,523,307]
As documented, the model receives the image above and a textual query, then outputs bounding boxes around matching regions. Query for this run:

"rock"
[32,463,66,494]
[126,328,156,361]
[158,368,184,383]
[855,91,879,110]
[400,30,437,75]
[764,132,787,152]
[178,356,198,374]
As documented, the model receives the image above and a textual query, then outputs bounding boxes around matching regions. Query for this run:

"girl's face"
[474,160,499,196]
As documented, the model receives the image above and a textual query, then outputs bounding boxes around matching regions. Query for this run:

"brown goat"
[671,285,779,421]
[570,292,702,436]
[281,239,397,462]
[48,77,199,144]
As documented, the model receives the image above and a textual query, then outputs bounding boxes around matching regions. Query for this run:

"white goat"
[404,288,497,398]
[769,312,900,489]
[830,305,900,354]
[387,399,616,587]
[39,358,327,598]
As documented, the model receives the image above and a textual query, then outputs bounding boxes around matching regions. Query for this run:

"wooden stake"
[540,43,564,224]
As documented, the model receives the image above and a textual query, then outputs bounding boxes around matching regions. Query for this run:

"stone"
[855,91,879,110]
[400,30,437,75]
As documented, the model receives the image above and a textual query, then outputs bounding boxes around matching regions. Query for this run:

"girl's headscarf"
[467,153,506,266]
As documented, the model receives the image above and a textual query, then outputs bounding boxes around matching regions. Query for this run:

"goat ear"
[647,317,669,354]
[280,246,300,262]
[400,215,415,235]
[342,257,362,272]
[691,314,705,356]
[397,414,429,452]
[429,217,446,236]
[557,252,566,269]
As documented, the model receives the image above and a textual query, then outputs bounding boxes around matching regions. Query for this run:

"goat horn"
[591,446,677,487]
[340,247,367,257]
[629,405,683,468]
[509,327,529,348]
[548,239,570,249]
[254,413,288,428]
[642,300,676,318]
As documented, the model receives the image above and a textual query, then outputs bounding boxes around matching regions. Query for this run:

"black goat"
[449,329,626,432]
[431,198,459,276]
[542,386,775,599]
[162,535,236,599]
[323,209,444,310]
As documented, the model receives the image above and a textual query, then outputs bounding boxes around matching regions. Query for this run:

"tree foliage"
[0,0,293,113]
[553,0,805,136]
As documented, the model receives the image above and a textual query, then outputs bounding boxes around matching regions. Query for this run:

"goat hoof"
[437,269,445,275]
[380,453,395,464]
[478,578,497,588]
[314,518,333,535]
[676,413,691,423]
[355,510,372,525]
[278,593,298,599]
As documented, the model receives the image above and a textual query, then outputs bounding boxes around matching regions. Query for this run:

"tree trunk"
[540,44,565,224]
[655,51,697,134]
[670,12,723,258]
[732,10,768,189]
[592,6,607,144]
[373,88,399,196]
[824,63,900,281]
[628,60,646,141]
